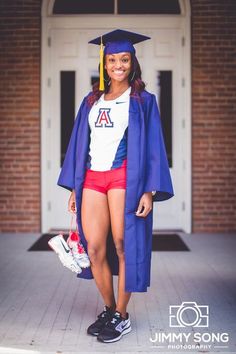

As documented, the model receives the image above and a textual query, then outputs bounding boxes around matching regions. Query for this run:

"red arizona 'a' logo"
[95,108,113,127]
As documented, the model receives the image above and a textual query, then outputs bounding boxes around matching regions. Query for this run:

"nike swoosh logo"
[118,322,128,330]
[61,240,70,253]
[116,101,126,104]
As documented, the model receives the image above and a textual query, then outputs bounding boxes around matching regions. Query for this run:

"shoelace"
[77,242,86,254]
[97,310,110,323]
[98,311,106,319]
[106,315,121,329]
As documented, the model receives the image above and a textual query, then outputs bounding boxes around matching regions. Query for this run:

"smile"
[113,70,125,74]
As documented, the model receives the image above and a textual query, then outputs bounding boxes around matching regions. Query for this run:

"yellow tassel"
[99,36,105,91]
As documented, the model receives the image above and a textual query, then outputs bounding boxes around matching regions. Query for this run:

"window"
[118,0,181,14]
[53,0,181,15]
[60,71,75,166]
[91,75,99,86]
[53,0,114,14]
[157,71,173,167]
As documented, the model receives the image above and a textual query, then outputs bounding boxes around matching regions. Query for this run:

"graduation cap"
[89,29,150,91]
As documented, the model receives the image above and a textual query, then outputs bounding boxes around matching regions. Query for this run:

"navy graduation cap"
[89,29,150,90]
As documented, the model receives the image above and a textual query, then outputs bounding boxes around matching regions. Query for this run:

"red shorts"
[83,159,127,195]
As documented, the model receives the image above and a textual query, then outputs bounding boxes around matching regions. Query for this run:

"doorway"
[41,0,191,233]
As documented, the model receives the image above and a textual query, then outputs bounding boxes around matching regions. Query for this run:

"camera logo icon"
[169,301,209,327]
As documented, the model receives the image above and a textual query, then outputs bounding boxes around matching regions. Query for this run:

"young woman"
[58,29,174,343]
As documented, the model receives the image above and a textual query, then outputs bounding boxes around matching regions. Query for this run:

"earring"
[130,71,136,82]
[104,76,110,83]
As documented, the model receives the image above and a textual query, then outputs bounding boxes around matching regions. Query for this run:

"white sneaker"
[67,231,90,268]
[48,234,82,274]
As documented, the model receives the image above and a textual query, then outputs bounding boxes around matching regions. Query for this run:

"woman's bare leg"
[81,188,116,310]
[107,188,131,318]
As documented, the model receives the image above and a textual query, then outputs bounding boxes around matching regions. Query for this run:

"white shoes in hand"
[48,232,90,274]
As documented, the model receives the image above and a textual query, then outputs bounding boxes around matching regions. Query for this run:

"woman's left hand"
[135,192,153,218]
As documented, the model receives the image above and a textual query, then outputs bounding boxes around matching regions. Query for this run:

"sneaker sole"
[78,263,91,269]
[71,258,90,269]
[97,325,131,343]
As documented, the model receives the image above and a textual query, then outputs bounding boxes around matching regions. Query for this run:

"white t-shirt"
[86,87,131,171]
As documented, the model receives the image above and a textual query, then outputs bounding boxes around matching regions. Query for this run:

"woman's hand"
[135,192,153,218]
[68,189,77,214]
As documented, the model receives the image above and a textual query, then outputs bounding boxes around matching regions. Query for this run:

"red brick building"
[0,0,235,233]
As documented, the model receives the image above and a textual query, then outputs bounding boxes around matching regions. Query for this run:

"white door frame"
[41,0,192,233]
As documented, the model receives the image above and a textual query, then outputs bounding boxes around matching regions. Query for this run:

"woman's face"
[105,52,132,83]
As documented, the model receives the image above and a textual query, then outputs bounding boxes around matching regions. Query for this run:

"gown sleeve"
[57,97,86,192]
[143,94,174,202]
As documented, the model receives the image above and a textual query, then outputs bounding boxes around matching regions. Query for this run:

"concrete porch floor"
[0,232,235,354]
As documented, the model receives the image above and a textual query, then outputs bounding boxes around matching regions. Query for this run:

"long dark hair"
[87,54,146,106]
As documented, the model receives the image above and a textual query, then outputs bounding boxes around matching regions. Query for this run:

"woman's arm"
[68,189,77,213]
[135,192,153,218]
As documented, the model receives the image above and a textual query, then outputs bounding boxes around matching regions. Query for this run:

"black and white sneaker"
[87,305,113,336]
[97,310,131,343]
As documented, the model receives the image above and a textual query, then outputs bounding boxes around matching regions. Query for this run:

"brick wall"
[191,0,236,232]
[0,1,235,233]
[0,0,41,232]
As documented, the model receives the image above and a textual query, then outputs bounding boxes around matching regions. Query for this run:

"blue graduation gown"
[57,90,174,292]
